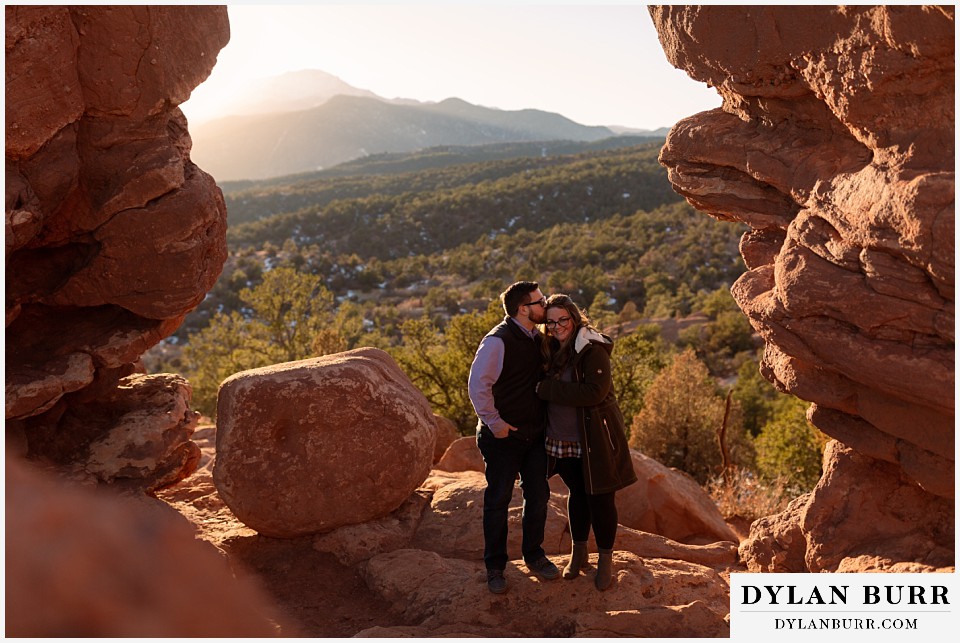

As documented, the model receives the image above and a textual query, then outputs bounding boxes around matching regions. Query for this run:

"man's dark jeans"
[476,428,549,571]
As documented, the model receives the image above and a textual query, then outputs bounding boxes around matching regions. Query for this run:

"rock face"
[28,373,202,492]
[621,451,738,544]
[5,456,287,637]
[740,441,954,573]
[213,348,436,537]
[651,5,954,567]
[5,6,230,488]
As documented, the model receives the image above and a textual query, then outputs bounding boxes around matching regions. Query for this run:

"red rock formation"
[740,441,953,573]
[651,5,954,569]
[431,413,459,463]
[435,434,485,473]
[5,456,288,637]
[621,450,739,544]
[213,348,436,537]
[26,373,202,492]
[5,6,229,488]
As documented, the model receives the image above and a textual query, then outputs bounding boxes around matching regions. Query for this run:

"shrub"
[754,396,827,493]
[629,348,752,484]
[706,468,796,523]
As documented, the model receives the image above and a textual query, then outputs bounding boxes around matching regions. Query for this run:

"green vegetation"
[608,329,668,431]
[173,200,746,344]
[170,142,739,344]
[754,396,828,492]
[178,268,344,413]
[628,348,754,484]
[146,140,826,506]
[390,302,503,430]
[225,142,678,257]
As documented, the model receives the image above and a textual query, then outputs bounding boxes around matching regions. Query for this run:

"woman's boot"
[563,541,589,579]
[595,548,613,591]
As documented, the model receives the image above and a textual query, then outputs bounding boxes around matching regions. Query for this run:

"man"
[468,280,560,594]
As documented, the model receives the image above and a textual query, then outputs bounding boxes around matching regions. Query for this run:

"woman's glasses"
[544,316,572,329]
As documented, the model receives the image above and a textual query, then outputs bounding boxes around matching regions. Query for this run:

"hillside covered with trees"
[146,138,826,520]
[224,139,678,256]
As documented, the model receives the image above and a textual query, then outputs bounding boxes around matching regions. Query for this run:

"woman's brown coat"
[537,329,638,495]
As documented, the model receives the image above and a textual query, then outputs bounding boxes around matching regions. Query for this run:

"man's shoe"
[528,556,561,580]
[486,569,507,594]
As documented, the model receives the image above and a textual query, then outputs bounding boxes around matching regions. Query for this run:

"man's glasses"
[545,316,572,328]
[523,297,546,308]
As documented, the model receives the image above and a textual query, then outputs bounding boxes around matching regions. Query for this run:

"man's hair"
[500,281,539,317]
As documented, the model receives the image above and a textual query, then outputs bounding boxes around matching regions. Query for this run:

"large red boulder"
[619,451,738,544]
[213,348,436,537]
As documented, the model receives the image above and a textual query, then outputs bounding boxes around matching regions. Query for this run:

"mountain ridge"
[221,69,381,115]
[190,94,622,181]
[187,70,642,181]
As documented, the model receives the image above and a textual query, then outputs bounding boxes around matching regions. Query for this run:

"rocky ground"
[220,534,397,636]
[157,425,396,636]
[157,425,743,636]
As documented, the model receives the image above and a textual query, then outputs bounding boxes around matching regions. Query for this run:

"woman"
[536,294,637,590]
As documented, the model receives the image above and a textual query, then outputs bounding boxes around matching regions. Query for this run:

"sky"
[180,2,722,130]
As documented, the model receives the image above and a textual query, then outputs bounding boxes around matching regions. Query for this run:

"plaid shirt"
[545,436,582,459]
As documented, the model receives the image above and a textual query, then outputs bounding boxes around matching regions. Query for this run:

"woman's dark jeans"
[476,428,550,571]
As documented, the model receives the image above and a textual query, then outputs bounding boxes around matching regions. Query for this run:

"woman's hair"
[540,293,594,375]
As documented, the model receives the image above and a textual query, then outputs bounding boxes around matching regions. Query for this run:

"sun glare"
[181,4,720,129]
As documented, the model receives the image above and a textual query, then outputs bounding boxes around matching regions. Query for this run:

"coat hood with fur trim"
[574,326,612,354]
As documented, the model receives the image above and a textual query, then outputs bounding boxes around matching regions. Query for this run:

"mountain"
[188,93,618,182]
[222,69,380,116]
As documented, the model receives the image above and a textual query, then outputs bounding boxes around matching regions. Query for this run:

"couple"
[467,280,637,595]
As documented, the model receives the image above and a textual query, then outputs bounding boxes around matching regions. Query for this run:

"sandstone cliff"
[5,5,229,489]
[651,5,954,570]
